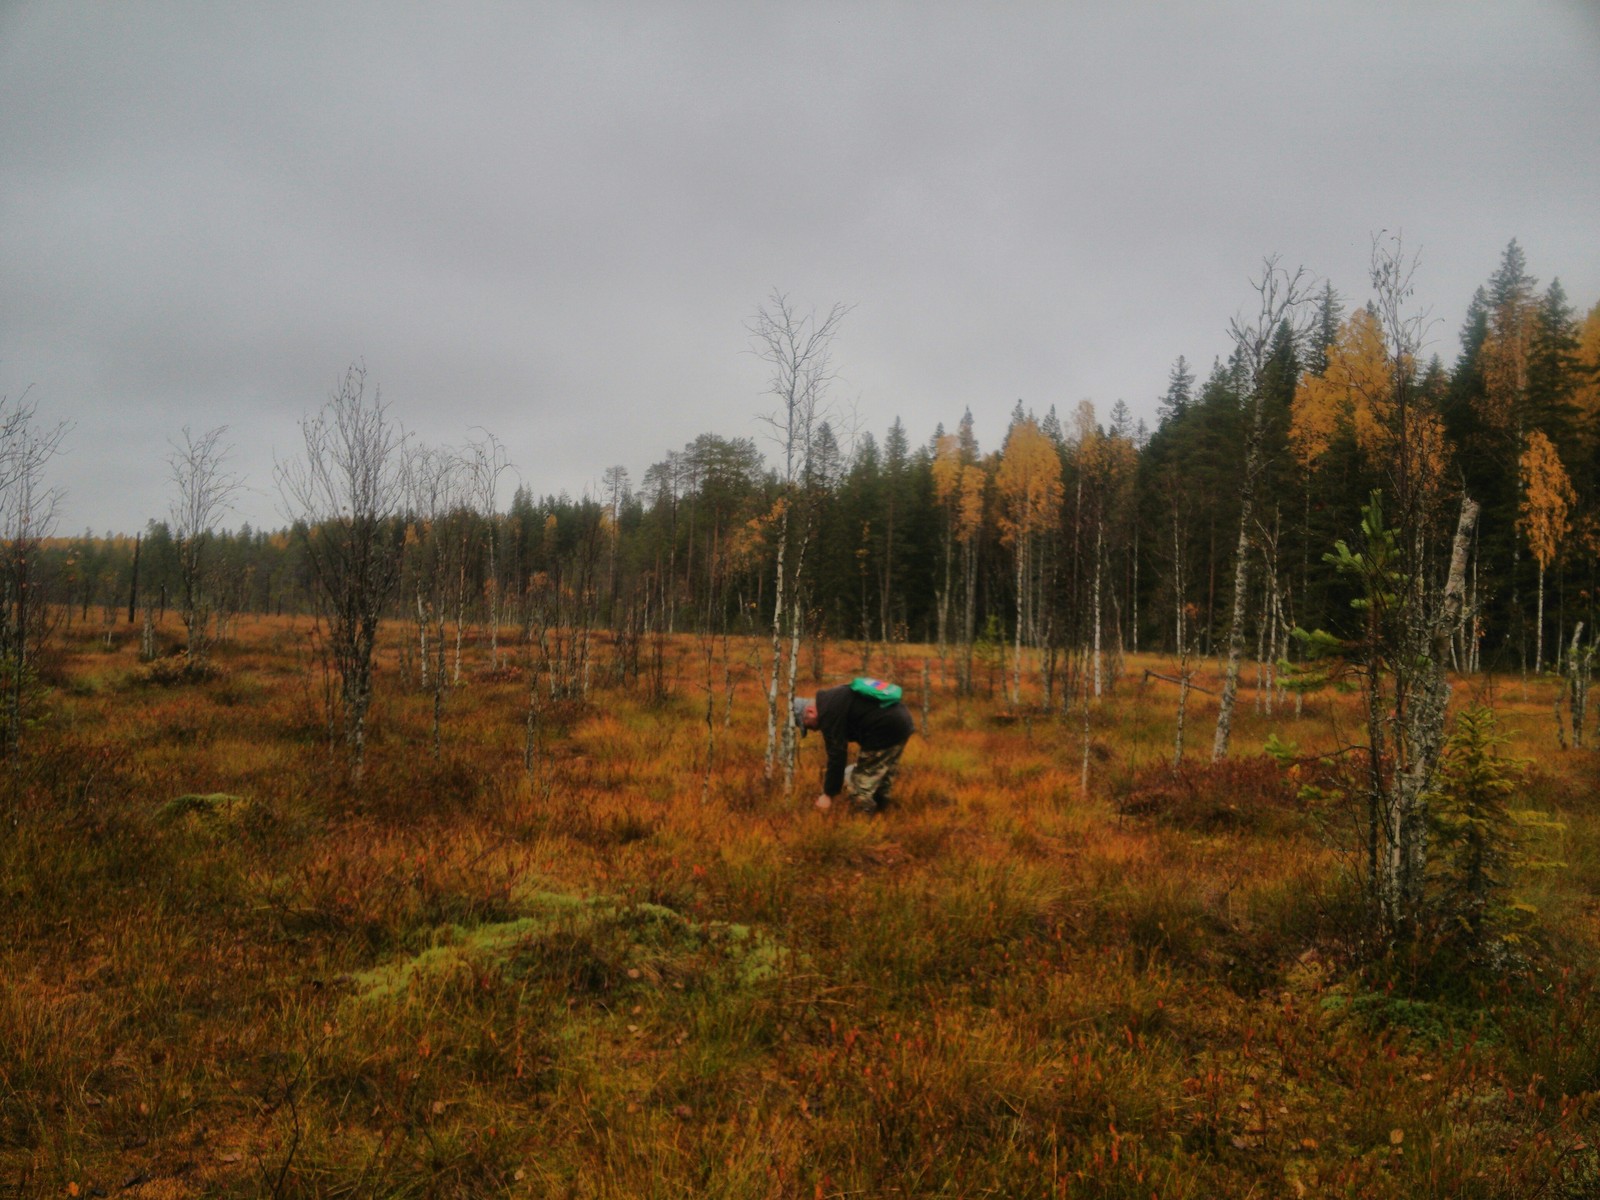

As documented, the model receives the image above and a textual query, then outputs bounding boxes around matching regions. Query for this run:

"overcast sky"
[3,2,1597,536]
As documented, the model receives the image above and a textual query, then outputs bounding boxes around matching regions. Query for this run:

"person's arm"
[821,733,848,798]
[814,685,850,800]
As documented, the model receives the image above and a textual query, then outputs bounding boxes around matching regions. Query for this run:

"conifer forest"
[14,240,1600,701]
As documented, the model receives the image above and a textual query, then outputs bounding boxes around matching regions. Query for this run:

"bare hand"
[814,794,832,811]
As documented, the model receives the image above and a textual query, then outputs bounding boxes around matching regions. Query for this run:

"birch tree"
[601,463,630,623]
[931,416,985,692]
[996,415,1062,704]
[1077,418,1137,698]
[167,425,242,668]
[750,292,850,790]
[1213,257,1312,760]
[276,364,408,782]
[465,431,511,666]
[1293,236,1481,940]
[0,393,68,759]
[931,432,962,655]
[406,444,470,756]
[1308,489,1479,937]
[1518,430,1574,673]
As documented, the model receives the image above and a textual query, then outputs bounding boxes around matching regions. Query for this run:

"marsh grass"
[3,618,1598,1196]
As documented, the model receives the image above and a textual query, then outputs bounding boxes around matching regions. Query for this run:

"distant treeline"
[27,240,1600,676]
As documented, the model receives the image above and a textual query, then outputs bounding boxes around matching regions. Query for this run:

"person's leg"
[871,740,906,809]
[872,745,904,810]
[848,741,905,813]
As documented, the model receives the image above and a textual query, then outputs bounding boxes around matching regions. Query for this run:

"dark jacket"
[814,683,915,797]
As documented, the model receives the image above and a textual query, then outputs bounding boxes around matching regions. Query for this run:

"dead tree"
[168,425,243,669]
[0,392,68,759]
[466,431,512,667]
[406,444,471,758]
[276,364,408,782]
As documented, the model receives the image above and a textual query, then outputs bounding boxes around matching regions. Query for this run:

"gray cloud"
[2,1,1597,533]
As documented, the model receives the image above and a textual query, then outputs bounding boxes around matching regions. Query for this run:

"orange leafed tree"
[932,432,984,548]
[1572,301,1600,453]
[1291,307,1392,468]
[1291,306,1450,506]
[932,432,987,687]
[1518,430,1576,672]
[931,433,961,505]
[958,462,984,544]
[997,417,1064,550]
[996,416,1063,702]
[1479,291,1539,437]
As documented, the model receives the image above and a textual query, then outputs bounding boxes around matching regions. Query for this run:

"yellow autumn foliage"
[934,431,986,545]
[1078,423,1138,489]
[958,463,985,543]
[931,433,962,509]
[1518,430,1576,571]
[995,418,1062,547]
[1290,308,1449,497]
[1478,294,1539,435]
[1573,301,1600,449]
[1289,308,1391,468]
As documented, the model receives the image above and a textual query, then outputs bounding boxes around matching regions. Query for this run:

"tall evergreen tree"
[1304,281,1345,377]
[1527,278,1581,443]
[1158,356,1195,423]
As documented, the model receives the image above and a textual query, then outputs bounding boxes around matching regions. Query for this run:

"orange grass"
[2,615,1598,1197]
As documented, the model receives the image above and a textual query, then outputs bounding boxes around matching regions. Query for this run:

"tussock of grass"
[352,892,790,1003]
[157,792,250,822]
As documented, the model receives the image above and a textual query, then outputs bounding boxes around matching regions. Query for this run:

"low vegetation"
[3,614,1598,1198]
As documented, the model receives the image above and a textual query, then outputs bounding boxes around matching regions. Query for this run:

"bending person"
[793,680,914,814]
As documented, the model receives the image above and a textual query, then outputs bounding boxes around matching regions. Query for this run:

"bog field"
[4,614,1599,1198]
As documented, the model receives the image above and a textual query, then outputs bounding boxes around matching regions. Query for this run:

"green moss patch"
[351,890,790,1004]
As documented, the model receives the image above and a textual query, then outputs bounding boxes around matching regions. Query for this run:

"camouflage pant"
[845,741,907,813]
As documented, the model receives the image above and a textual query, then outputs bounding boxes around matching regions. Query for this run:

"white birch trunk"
[1092,522,1104,699]
[1536,562,1545,675]
[1388,496,1480,931]
[763,504,789,780]
[1211,511,1253,761]
[1011,533,1026,705]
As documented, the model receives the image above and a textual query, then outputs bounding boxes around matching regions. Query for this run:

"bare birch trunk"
[1254,575,1267,715]
[780,528,814,793]
[764,505,789,781]
[1174,634,1192,768]
[1211,504,1254,760]
[1172,505,1185,654]
[1011,534,1026,705]
[782,593,804,795]
[1131,524,1139,656]
[1535,562,1545,674]
[962,540,977,695]
[417,591,430,690]
[1092,522,1104,699]
[1388,495,1479,932]
[936,532,952,664]
[1569,625,1590,748]
[1213,258,1308,758]
[486,535,500,669]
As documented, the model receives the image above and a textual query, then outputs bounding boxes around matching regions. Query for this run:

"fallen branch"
[1143,669,1217,696]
